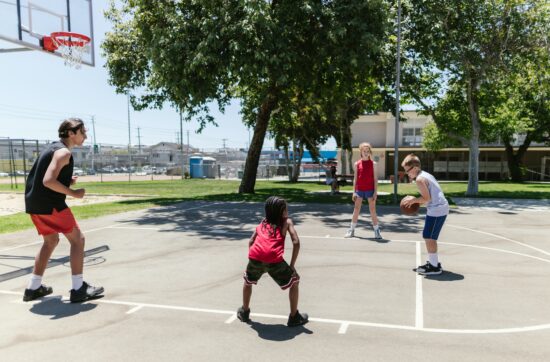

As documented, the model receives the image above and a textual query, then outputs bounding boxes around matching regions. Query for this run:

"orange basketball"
[400,196,419,215]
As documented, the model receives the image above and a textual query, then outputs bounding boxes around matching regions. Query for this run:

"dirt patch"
[0,193,144,216]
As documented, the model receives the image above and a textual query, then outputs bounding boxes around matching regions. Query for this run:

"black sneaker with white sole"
[23,284,53,302]
[287,311,308,327]
[237,307,251,323]
[70,281,104,303]
[414,261,442,275]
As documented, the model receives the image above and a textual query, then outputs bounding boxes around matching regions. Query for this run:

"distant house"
[342,111,550,181]
[149,142,197,166]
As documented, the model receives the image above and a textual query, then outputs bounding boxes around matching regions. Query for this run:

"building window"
[402,128,423,146]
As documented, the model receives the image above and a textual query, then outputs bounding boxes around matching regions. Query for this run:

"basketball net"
[50,32,91,69]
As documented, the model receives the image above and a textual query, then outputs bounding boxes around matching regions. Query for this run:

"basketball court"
[1,2,549,360]
[0,200,548,360]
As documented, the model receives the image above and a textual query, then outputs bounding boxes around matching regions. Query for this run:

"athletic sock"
[373,224,380,231]
[72,274,84,290]
[27,274,42,290]
[428,253,439,267]
[350,222,357,230]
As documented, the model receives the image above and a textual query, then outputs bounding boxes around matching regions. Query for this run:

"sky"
[0,1,337,151]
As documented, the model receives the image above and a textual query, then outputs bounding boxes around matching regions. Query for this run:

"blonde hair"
[359,142,373,159]
[401,153,421,169]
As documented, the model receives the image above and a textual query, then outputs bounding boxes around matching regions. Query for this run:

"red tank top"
[248,221,285,263]
[355,159,375,191]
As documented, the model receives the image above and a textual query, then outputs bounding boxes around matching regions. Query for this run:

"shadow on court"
[121,201,431,241]
[248,321,313,341]
[424,270,465,281]
[29,295,101,320]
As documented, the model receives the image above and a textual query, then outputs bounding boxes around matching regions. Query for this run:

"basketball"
[400,196,419,215]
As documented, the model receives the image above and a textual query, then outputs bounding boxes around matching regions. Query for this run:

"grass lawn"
[0,179,548,234]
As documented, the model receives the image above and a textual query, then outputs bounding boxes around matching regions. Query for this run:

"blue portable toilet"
[189,156,203,178]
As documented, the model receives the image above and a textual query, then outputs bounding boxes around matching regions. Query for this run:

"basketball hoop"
[42,32,91,69]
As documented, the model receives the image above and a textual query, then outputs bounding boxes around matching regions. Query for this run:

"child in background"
[345,142,382,239]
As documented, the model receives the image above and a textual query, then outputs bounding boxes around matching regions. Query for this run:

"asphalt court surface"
[0,200,549,361]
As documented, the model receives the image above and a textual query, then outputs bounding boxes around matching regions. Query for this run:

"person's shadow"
[424,270,464,281]
[248,321,313,341]
[29,295,101,320]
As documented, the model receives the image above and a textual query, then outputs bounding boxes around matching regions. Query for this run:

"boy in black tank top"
[23,119,104,303]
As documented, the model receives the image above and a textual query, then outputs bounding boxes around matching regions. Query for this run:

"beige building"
[343,111,550,181]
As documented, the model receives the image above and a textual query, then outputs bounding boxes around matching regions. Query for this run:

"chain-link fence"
[0,138,41,188]
[3,138,546,187]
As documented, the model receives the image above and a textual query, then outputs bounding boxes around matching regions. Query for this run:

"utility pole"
[179,111,184,180]
[222,138,228,163]
[127,94,132,182]
[187,130,189,162]
[91,115,96,173]
[137,127,142,154]
[393,0,402,204]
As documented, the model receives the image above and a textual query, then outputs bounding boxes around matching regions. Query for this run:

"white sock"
[373,224,380,231]
[350,222,357,230]
[428,253,439,266]
[72,274,84,290]
[27,274,42,290]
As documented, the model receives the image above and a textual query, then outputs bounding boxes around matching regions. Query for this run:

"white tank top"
[418,171,449,217]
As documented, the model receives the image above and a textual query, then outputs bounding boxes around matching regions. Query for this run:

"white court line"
[0,224,118,253]
[225,314,237,324]
[301,235,550,264]
[108,226,161,231]
[0,201,220,253]
[126,305,144,314]
[1,290,549,334]
[447,224,550,257]
[415,241,423,329]
[0,241,42,253]
[338,322,349,334]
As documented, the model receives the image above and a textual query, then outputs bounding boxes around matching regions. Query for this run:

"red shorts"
[30,208,79,236]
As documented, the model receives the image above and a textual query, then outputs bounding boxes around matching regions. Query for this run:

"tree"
[406,0,545,195]
[103,0,389,193]
[486,48,550,181]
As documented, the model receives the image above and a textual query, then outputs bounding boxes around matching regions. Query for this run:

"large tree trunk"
[504,134,532,182]
[239,91,278,193]
[466,78,481,196]
[284,145,291,182]
[290,141,303,182]
[339,124,347,175]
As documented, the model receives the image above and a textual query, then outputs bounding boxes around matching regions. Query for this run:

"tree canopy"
[404,0,547,193]
[102,0,390,193]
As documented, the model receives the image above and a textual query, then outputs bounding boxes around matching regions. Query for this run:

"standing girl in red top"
[237,196,308,327]
[345,142,382,239]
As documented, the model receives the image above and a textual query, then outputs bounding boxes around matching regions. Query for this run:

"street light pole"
[393,0,402,204]
[127,93,132,182]
[180,111,184,180]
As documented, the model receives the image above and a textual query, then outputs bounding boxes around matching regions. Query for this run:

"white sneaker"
[345,229,354,238]
[374,229,382,239]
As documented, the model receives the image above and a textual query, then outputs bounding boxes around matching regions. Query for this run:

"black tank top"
[25,141,74,214]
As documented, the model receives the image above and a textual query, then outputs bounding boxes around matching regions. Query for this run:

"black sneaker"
[287,311,308,327]
[70,281,104,303]
[414,261,442,275]
[23,284,53,302]
[237,307,250,323]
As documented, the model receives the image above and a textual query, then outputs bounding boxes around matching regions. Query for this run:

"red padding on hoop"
[42,36,58,52]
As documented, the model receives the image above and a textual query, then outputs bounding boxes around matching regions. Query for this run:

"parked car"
[73,168,86,176]
[0,172,8,177]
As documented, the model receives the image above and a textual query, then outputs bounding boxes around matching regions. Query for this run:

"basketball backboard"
[0,0,94,66]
